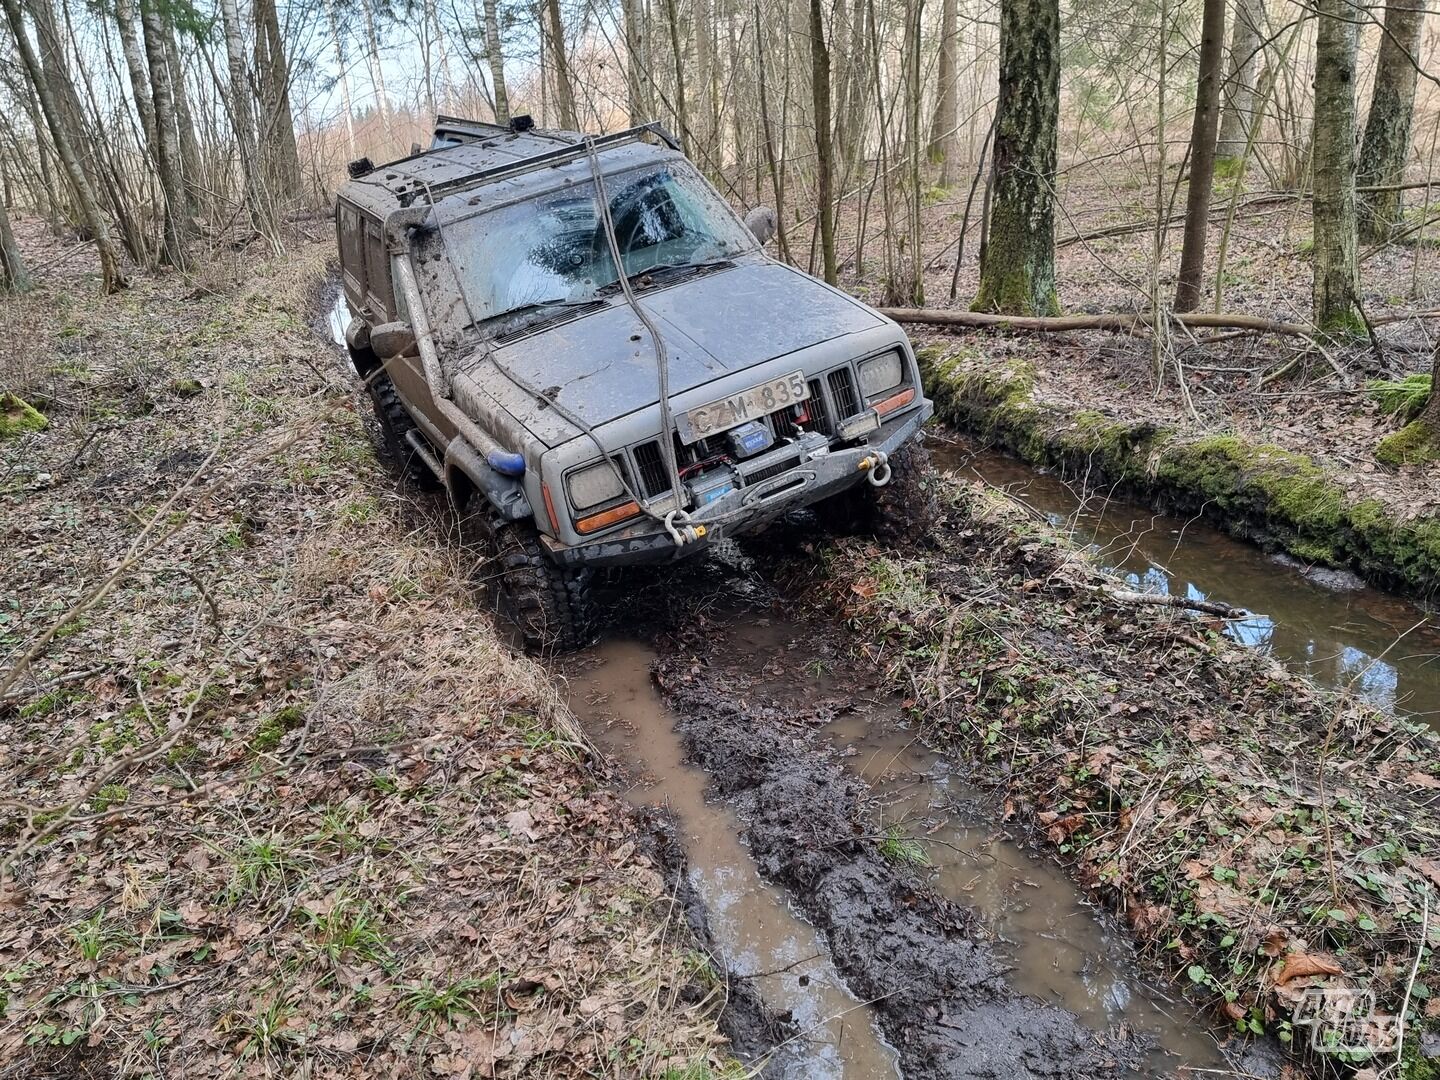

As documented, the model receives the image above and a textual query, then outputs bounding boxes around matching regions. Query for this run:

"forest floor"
[833,163,1440,593]
[0,223,731,1079]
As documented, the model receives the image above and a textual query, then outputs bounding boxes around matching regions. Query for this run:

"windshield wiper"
[599,258,733,295]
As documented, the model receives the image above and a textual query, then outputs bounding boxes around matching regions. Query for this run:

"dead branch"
[879,307,1315,337]
[1102,587,1249,618]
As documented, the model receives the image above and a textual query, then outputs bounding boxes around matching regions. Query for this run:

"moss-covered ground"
[919,345,1440,597]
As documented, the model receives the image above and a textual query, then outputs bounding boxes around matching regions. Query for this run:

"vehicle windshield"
[418,161,756,337]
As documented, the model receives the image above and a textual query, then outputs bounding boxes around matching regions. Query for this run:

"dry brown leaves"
[0,243,726,1078]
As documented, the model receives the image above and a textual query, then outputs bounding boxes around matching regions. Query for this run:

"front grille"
[743,453,802,485]
[827,367,860,422]
[805,378,832,435]
[633,439,669,498]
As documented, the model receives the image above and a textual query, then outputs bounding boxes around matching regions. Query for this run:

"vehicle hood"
[464,261,885,446]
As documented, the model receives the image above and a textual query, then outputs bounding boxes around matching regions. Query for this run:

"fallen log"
[878,307,1315,337]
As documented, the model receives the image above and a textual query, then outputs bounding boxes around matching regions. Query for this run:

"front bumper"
[541,399,933,568]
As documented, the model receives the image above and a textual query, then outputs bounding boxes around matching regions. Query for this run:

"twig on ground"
[1099,586,1249,618]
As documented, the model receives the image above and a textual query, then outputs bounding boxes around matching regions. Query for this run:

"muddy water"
[565,641,903,1079]
[931,438,1440,727]
[720,619,1228,1078]
[567,623,1231,1077]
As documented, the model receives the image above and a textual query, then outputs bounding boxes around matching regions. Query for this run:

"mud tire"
[870,438,941,545]
[812,437,941,546]
[367,372,442,491]
[467,513,594,653]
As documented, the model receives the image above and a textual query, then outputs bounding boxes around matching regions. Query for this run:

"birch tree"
[1,0,126,290]
[482,0,509,123]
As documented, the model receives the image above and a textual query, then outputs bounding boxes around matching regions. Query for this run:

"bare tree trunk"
[219,0,268,225]
[139,0,189,266]
[623,0,649,122]
[665,0,691,153]
[809,0,836,282]
[0,191,30,292]
[253,0,301,193]
[362,0,392,136]
[0,0,125,289]
[694,0,717,163]
[754,0,790,261]
[1312,0,1361,333]
[1174,0,1226,312]
[1357,0,1427,242]
[322,0,356,150]
[164,27,203,211]
[542,0,577,128]
[927,0,958,184]
[482,0,509,123]
[974,0,1059,315]
[1216,0,1261,161]
[113,0,156,153]
[903,0,924,304]
[1422,343,1440,433]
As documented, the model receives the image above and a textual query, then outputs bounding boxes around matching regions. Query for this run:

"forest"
[1,0,1438,1074]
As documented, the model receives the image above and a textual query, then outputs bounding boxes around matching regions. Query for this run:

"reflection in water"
[931,439,1439,728]
[564,641,901,1080]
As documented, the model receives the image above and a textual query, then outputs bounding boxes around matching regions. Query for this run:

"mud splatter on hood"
[467,260,884,446]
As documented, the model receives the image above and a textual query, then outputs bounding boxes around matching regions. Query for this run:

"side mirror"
[370,320,417,359]
[744,206,777,247]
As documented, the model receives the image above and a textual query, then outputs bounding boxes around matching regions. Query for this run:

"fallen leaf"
[1273,951,1343,986]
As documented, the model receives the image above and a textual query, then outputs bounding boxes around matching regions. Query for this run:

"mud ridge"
[652,633,1143,1080]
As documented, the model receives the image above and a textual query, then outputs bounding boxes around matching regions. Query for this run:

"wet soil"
[567,640,901,1078]
[931,435,1440,728]
[555,544,1288,1078]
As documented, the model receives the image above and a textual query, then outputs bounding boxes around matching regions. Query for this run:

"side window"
[338,202,365,303]
[390,255,409,321]
[364,219,392,321]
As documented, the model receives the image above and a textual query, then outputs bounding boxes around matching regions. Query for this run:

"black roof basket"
[410,121,683,205]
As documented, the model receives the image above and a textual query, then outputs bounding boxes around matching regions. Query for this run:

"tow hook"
[860,450,892,488]
[664,509,708,547]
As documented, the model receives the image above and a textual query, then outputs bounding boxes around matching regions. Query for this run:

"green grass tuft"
[1368,374,1433,421]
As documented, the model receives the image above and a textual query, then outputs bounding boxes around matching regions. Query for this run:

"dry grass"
[0,238,727,1077]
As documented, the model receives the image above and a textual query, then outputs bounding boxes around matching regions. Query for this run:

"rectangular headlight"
[858,351,903,398]
[566,461,625,510]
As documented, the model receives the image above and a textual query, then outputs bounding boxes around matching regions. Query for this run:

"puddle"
[931,438,1440,728]
[564,639,902,1079]
[722,619,1229,1077]
[328,289,350,348]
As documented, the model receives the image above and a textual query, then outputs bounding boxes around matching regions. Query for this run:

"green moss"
[1375,421,1440,467]
[250,704,306,754]
[922,359,1440,595]
[1213,156,1245,181]
[0,394,47,440]
[1368,374,1432,420]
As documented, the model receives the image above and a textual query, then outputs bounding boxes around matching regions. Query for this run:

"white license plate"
[682,371,809,442]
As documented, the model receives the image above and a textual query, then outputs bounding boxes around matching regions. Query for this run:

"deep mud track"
[652,622,1135,1078]
[559,545,1260,1079]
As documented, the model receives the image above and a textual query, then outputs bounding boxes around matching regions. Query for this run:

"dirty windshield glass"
[427,162,755,334]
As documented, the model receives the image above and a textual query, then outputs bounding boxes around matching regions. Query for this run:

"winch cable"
[412,171,705,544]
[582,135,690,535]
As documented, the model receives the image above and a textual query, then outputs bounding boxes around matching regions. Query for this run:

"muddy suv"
[336,115,935,650]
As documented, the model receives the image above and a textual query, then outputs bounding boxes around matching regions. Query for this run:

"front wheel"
[812,438,941,545]
[463,511,594,653]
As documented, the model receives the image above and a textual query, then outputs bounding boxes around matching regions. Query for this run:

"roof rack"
[406,121,683,206]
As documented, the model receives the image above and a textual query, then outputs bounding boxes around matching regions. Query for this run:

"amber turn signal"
[576,500,641,534]
[873,387,916,416]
